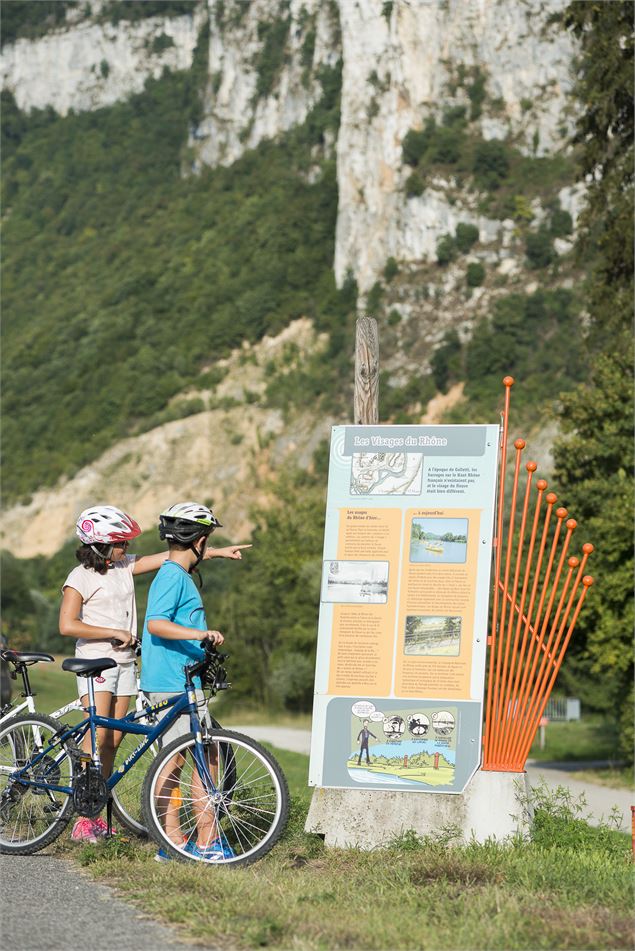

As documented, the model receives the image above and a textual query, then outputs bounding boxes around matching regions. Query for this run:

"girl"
[59,504,249,842]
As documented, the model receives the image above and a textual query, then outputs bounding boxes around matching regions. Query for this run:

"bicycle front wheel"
[0,713,75,854]
[142,729,289,866]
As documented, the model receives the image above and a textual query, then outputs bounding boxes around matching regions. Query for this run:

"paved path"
[231,725,634,832]
[0,852,209,951]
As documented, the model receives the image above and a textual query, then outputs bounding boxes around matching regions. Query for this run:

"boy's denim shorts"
[147,689,211,748]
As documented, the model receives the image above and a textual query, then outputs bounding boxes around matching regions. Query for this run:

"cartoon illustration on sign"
[347,701,457,788]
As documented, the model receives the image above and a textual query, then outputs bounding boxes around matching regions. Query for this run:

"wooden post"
[354,315,379,425]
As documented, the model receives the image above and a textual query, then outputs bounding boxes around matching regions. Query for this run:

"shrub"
[387,308,401,326]
[383,257,399,282]
[473,139,510,190]
[402,123,433,167]
[254,14,291,100]
[467,68,487,120]
[454,222,479,253]
[150,33,175,55]
[466,262,485,286]
[526,228,556,269]
[405,172,424,197]
[442,105,467,128]
[431,330,462,392]
[550,207,573,236]
[436,234,456,265]
[366,281,384,313]
[429,125,462,165]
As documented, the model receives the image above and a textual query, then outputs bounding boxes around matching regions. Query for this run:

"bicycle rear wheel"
[0,713,75,854]
[142,729,288,866]
[111,716,229,838]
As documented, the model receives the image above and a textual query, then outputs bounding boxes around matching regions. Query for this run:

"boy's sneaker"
[185,837,235,861]
[154,848,172,863]
[91,816,117,837]
[71,818,98,844]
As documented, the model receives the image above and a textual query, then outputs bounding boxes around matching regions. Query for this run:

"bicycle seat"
[0,649,55,665]
[62,657,118,676]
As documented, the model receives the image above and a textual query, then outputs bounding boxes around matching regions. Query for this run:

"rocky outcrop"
[334,0,578,290]
[0,320,332,558]
[0,6,205,115]
[1,0,579,291]
[190,0,340,169]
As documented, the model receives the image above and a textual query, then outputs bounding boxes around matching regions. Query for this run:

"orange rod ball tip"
[582,576,594,587]
[526,461,538,472]
[568,556,580,568]
[546,492,558,504]
[503,376,515,387]
[514,438,526,450]
[556,507,568,519]
[536,479,548,490]
[566,519,577,530]
[582,542,594,554]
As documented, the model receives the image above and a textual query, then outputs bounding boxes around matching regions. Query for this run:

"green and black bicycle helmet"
[158,501,222,544]
[159,502,223,586]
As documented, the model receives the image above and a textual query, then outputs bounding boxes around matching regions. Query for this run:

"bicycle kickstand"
[106,796,114,839]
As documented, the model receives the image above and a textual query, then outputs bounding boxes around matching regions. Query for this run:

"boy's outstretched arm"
[147,619,224,646]
[204,544,252,560]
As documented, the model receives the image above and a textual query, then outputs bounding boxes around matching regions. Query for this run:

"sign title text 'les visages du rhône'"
[353,436,448,449]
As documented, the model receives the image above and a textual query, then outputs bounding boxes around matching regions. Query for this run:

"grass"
[574,769,634,791]
[528,716,622,764]
[55,748,633,951]
[21,661,312,730]
[11,670,632,948]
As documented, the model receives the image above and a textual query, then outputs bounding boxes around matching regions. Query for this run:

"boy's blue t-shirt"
[140,561,207,692]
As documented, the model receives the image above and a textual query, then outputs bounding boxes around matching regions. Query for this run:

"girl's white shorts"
[76,661,136,700]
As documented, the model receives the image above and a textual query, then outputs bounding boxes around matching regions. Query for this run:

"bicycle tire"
[111,715,231,838]
[142,729,289,867]
[0,713,75,855]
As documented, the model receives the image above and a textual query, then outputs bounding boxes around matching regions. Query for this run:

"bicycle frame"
[6,682,216,798]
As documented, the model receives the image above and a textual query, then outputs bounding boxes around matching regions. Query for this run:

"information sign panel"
[309,424,499,793]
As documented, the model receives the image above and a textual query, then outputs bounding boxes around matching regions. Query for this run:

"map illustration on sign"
[350,452,423,496]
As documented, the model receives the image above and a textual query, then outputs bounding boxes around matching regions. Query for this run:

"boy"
[141,501,249,861]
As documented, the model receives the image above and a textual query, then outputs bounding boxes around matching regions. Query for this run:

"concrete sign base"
[305,770,532,848]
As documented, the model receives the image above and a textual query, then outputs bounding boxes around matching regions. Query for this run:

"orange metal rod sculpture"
[482,377,595,772]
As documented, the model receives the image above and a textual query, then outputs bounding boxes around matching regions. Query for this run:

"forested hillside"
[1,1,631,758]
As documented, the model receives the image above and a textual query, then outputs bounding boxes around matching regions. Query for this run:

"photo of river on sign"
[409,517,468,564]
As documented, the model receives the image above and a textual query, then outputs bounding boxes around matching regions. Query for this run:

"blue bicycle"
[0,640,289,865]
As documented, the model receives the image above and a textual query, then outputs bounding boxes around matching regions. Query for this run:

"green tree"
[553,2,634,761]
[213,469,326,711]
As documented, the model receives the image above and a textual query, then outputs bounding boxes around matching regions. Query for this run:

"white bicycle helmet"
[76,505,142,545]
[158,501,222,544]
